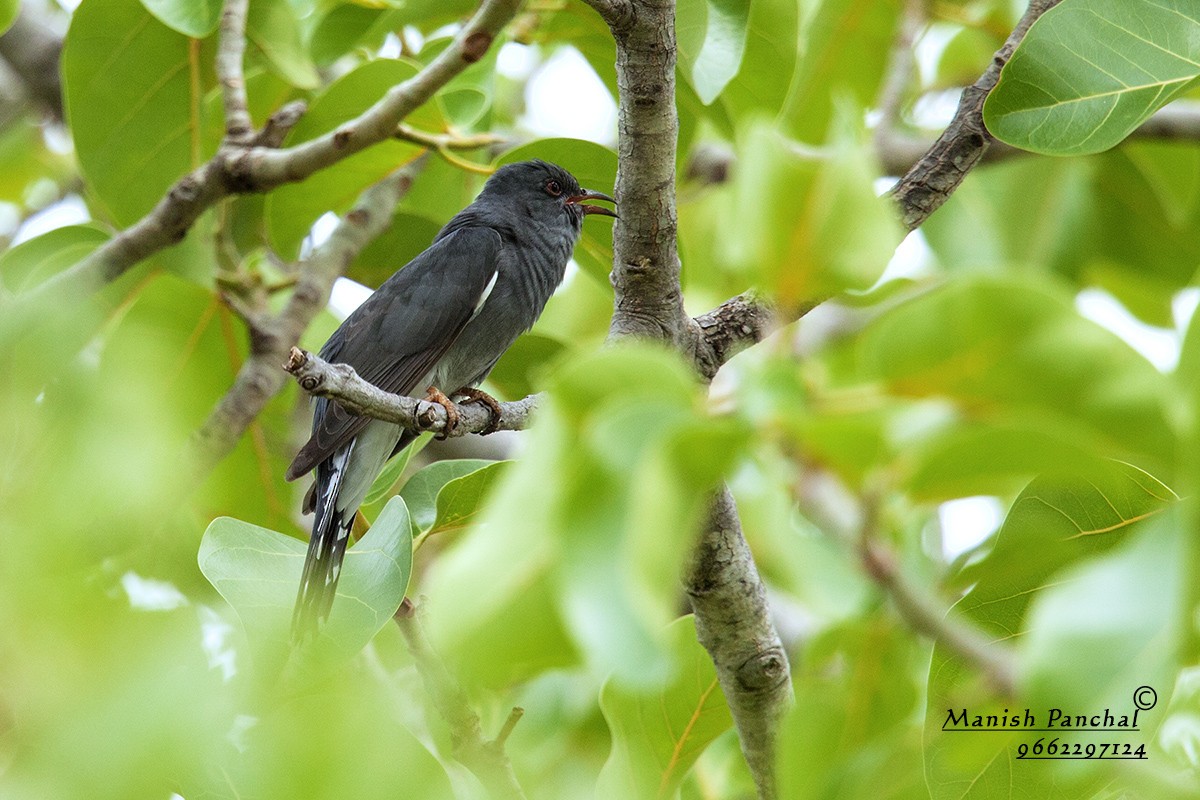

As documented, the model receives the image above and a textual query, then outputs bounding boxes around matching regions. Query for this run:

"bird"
[284,159,616,642]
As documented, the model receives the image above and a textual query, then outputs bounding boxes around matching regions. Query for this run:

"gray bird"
[285,159,615,641]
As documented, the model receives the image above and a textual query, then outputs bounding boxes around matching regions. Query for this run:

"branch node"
[736,649,790,693]
[462,31,494,62]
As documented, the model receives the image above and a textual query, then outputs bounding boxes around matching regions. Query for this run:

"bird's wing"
[286,227,503,481]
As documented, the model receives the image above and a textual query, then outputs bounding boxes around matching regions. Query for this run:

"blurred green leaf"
[348,211,443,288]
[65,0,211,225]
[780,0,899,143]
[596,616,733,800]
[309,3,385,65]
[139,0,221,37]
[265,59,437,257]
[1022,511,1182,743]
[198,496,413,661]
[925,461,1177,798]
[716,118,901,302]
[487,332,568,399]
[400,458,496,532]
[0,0,17,36]
[823,275,1175,478]
[495,139,618,283]
[717,0,799,119]
[362,433,430,506]
[779,616,926,800]
[985,0,1200,155]
[424,344,737,689]
[676,0,750,105]
[0,225,110,292]
[247,0,320,89]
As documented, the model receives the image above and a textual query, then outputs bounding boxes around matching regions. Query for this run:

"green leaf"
[596,616,734,800]
[362,433,430,506]
[0,0,19,37]
[823,274,1175,476]
[139,0,222,37]
[717,117,901,302]
[780,0,899,143]
[495,139,617,283]
[985,0,1200,156]
[717,0,799,120]
[197,496,413,660]
[399,458,496,533]
[247,0,320,89]
[924,461,1177,799]
[486,332,567,400]
[427,460,510,536]
[676,0,751,105]
[779,616,926,800]
[265,59,437,257]
[348,212,443,289]
[65,0,210,226]
[0,225,110,292]
[1022,512,1182,740]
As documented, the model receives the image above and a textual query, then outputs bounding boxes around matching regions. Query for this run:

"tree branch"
[887,0,1062,230]
[395,600,528,800]
[188,161,425,480]
[686,487,791,800]
[0,0,522,347]
[0,5,64,121]
[797,470,1018,698]
[217,0,254,145]
[690,294,824,381]
[599,0,691,347]
[282,348,540,439]
[589,1,791,796]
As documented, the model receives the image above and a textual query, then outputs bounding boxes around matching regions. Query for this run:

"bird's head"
[481,160,616,230]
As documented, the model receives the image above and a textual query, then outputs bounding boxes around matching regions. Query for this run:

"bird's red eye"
[545,179,562,197]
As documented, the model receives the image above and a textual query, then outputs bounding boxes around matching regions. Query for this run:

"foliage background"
[1,0,1200,798]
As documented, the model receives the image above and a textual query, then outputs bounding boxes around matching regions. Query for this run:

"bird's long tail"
[292,440,356,643]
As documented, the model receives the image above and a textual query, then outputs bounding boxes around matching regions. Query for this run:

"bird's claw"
[455,387,503,435]
[424,386,459,439]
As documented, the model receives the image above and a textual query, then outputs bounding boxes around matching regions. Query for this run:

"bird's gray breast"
[428,227,573,391]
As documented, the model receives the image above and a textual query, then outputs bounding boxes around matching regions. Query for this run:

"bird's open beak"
[566,190,618,218]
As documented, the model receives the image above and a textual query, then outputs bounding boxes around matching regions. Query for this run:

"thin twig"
[873,0,926,151]
[687,487,791,800]
[797,470,1018,698]
[395,600,528,800]
[217,0,254,145]
[888,0,1063,230]
[394,124,505,151]
[282,347,540,439]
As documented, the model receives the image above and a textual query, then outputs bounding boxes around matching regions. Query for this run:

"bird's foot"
[424,385,459,438]
[454,387,503,435]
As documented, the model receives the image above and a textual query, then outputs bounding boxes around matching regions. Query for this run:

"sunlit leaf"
[985,0,1200,155]
[596,616,733,799]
